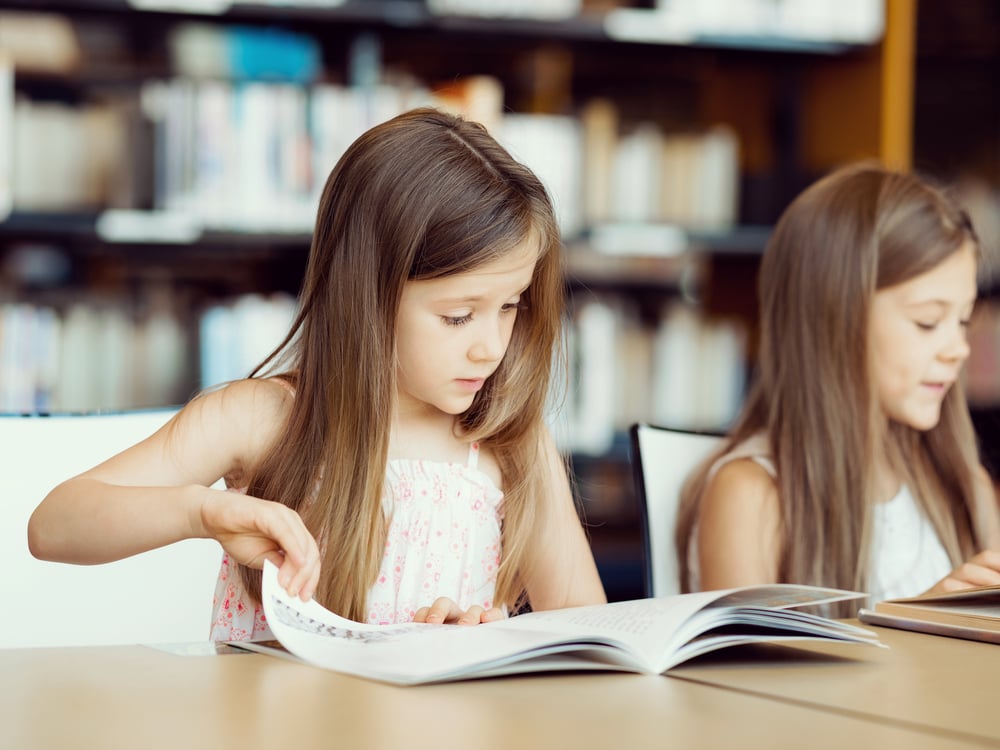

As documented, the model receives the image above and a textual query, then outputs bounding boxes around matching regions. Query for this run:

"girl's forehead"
[878,242,978,305]
[452,238,540,283]
[409,239,540,299]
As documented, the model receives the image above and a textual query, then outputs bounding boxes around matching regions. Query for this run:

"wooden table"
[0,629,992,750]
[670,622,1000,747]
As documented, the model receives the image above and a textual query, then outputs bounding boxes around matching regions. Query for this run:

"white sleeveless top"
[691,434,952,606]
[209,441,504,640]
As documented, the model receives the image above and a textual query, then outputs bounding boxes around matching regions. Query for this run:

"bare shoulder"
[176,378,293,456]
[697,457,782,586]
[702,457,779,513]
[698,458,781,545]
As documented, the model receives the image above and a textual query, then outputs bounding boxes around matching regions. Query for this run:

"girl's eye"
[960,318,971,328]
[443,314,473,327]
[915,321,938,332]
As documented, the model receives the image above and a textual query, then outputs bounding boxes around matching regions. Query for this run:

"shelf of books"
[0,0,910,599]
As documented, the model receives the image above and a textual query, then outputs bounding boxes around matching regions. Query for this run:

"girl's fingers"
[970,549,1000,572]
[481,607,505,623]
[414,597,463,624]
[427,597,460,623]
[956,563,1000,587]
[413,600,500,625]
[458,605,484,625]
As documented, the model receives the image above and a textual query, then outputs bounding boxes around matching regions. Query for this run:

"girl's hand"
[413,597,505,625]
[198,489,321,601]
[925,550,1000,595]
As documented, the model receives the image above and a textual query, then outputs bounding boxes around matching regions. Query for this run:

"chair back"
[629,423,723,598]
[1,409,222,648]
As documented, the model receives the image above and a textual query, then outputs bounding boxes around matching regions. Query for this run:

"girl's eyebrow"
[903,298,977,315]
[437,285,530,305]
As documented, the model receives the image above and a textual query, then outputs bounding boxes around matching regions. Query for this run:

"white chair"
[1,409,222,648]
[629,423,723,598]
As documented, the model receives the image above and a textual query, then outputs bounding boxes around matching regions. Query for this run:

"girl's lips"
[921,381,952,393]
[457,378,485,392]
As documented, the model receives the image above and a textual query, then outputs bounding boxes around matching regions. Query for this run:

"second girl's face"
[869,241,977,431]
[394,236,540,419]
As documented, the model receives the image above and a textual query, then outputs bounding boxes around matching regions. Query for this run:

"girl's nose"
[469,320,505,363]
[941,326,971,363]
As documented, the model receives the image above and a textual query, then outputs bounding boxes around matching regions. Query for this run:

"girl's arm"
[975,464,1000,550]
[696,458,782,590]
[921,465,1000,595]
[27,379,320,600]
[522,427,607,611]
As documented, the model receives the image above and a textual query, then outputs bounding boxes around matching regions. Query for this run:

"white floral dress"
[209,442,504,641]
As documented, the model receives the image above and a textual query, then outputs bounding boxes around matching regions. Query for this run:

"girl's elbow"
[26,504,62,561]
[26,513,49,560]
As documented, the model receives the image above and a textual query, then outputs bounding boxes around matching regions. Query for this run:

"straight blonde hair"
[676,163,989,615]
[238,108,565,621]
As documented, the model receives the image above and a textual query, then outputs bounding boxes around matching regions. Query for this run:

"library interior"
[8,2,1000,748]
[3,0,1000,601]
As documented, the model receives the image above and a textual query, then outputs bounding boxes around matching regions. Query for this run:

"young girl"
[675,162,1000,616]
[28,107,607,639]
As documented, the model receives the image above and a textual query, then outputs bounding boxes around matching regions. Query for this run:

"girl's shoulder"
[707,433,775,481]
[181,377,294,454]
[707,457,778,498]
[698,456,781,562]
[195,376,294,416]
[701,446,780,524]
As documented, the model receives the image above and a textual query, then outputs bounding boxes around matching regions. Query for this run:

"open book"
[859,585,1000,644]
[237,561,882,685]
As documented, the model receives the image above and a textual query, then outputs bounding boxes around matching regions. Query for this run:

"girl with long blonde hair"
[29,108,606,638]
[675,163,1000,616]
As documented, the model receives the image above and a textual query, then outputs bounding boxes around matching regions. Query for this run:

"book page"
[886,584,1000,606]
[257,563,876,684]
[258,561,653,685]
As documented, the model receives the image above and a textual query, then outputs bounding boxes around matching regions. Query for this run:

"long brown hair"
[238,108,564,620]
[676,163,987,614]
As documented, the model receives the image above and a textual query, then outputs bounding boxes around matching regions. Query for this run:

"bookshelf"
[909,0,1000,479]
[0,0,912,599]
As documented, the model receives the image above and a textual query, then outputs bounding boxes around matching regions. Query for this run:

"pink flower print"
[392,556,406,586]
[394,478,414,506]
[368,601,393,625]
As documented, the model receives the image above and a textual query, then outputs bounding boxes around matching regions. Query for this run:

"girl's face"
[394,237,539,419]
[869,242,976,431]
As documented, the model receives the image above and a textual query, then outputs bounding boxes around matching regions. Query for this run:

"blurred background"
[2,0,998,599]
